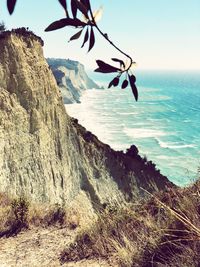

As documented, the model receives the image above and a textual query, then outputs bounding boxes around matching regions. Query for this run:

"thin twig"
[88,3,133,72]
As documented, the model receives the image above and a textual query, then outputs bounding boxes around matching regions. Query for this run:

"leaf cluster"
[45,0,96,52]
[95,59,138,101]
[45,0,138,100]
[5,0,139,101]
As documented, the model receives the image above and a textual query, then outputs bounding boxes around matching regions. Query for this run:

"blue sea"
[65,70,200,186]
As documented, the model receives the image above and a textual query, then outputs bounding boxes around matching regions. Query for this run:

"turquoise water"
[66,70,200,186]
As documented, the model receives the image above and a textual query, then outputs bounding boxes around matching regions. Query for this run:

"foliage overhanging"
[5,0,138,100]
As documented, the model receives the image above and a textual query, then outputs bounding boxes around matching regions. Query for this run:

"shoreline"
[65,85,199,187]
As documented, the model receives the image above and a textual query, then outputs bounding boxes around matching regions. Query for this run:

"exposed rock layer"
[0,32,172,208]
[47,58,101,104]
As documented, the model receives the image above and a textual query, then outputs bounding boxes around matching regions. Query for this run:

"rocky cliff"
[47,58,101,104]
[0,31,172,209]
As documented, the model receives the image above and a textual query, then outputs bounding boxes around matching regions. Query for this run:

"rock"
[0,31,173,212]
[47,58,101,104]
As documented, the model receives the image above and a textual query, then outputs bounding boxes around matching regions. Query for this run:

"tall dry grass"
[61,180,200,266]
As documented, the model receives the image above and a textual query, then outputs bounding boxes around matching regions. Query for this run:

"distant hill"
[47,58,102,104]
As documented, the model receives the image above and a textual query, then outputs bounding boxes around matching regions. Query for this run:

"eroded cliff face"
[0,32,172,208]
[47,58,101,104]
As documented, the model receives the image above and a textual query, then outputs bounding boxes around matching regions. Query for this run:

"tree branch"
[88,4,133,72]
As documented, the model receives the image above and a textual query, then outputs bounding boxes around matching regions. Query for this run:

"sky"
[1,0,200,70]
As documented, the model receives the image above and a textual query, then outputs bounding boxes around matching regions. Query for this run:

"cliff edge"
[47,58,101,104]
[0,31,173,210]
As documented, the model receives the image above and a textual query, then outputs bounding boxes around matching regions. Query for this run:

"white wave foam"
[123,128,167,139]
[144,95,172,101]
[117,112,138,116]
[155,138,196,149]
[140,87,161,92]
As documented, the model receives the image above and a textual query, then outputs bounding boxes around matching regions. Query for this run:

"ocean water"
[65,70,200,186]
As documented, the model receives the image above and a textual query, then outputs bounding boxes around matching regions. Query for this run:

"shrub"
[0,21,6,32]
[11,196,29,226]
[0,196,29,237]
[126,145,139,157]
[45,204,66,226]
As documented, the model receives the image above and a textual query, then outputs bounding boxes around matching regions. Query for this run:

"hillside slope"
[0,30,172,210]
[47,58,101,104]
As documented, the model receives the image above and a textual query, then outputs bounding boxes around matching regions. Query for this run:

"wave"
[143,95,172,101]
[117,112,139,116]
[140,87,161,92]
[65,76,200,186]
[155,138,196,149]
[123,128,168,139]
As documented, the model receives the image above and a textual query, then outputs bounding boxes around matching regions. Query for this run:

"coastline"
[65,74,200,187]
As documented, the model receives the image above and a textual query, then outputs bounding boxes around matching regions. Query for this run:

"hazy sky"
[1,0,200,70]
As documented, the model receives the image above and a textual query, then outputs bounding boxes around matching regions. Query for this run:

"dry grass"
[0,194,80,237]
[1,181,200,266]
[61,180,200,267]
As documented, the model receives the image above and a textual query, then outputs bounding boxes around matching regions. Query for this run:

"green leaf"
[88,27,95,52]
[58,0,67,10]
[80,0,90,10]
[108,77,119,88]
[95,60,121,73]
[73,0,89,19]
[128,74,138,101]
[129,74,136,83]
[71,0,77,18]
[7,0,17,15]
[45,18,86,32]
[81,28,89,48]
[121,79,128,89]
[112,58,125,69]
[69,29,83,42]
[58,0,69,17]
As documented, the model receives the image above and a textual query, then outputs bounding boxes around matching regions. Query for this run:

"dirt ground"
[0,227,112,267]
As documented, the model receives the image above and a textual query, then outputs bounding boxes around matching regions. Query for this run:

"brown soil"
[0,227,112,267]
